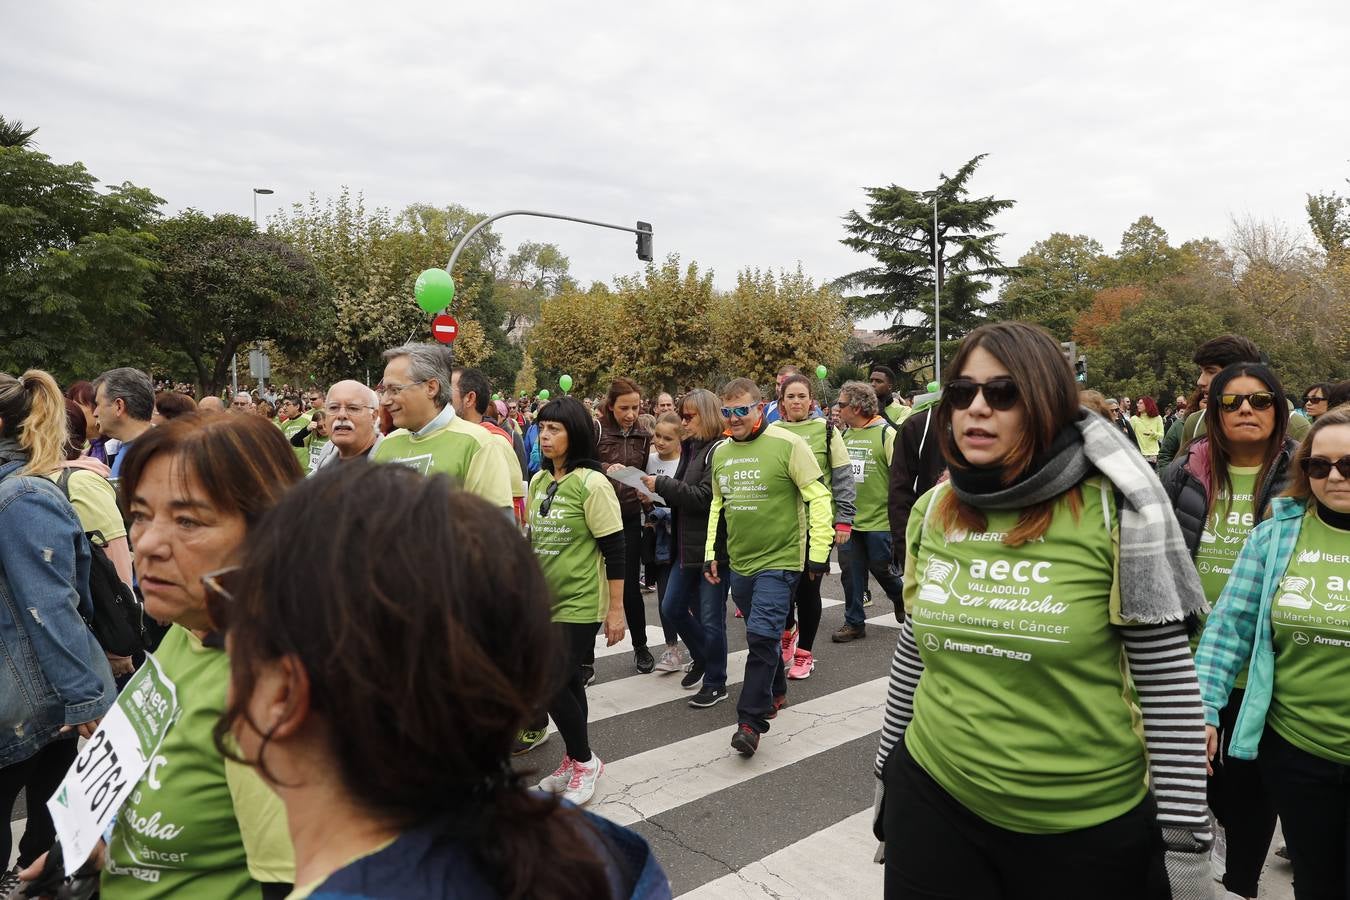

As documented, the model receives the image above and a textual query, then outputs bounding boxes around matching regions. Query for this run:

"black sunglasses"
[539,479,561,517]
[1301,455,1350,480]
[945,378,1019,411]
[1219,391,1276,412]
[1304,394,1327,404]
[201,565,242,633]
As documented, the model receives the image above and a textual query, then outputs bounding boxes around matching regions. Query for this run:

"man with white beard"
[310,380,383,473]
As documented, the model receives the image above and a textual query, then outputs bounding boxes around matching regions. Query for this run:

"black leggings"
[621,514,648,650]
[882,739,1168,899]
[1210,688,1278,898]
[785,563,823,652]
[0,737,78,868]
[548,622,601,763]
[1260,726,1350,900]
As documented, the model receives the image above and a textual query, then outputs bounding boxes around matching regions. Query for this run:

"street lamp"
[252,187,274,227]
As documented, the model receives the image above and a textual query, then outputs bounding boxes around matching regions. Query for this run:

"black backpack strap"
[56,466,74,497]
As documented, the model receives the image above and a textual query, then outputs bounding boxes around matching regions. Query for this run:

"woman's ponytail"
[17,370,68,475]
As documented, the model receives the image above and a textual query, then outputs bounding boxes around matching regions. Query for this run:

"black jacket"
[888,406,946,570]
[1162,437,1296,558]
[653,436,728,570]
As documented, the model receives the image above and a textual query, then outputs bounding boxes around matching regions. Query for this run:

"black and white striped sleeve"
[874,614,925,779]
[1119,622,1211,846]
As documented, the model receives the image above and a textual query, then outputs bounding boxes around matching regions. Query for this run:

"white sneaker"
[563,755,604,805]
[1210,822,1227,883]
[672,645,691,669]
[538,755,574,794]
[654,644,681,673]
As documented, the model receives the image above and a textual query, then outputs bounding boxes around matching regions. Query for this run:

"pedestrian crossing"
[517,579,899,897]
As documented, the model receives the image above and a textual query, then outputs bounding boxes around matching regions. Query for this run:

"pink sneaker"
[781,626,799,664]
[538,755,574,793]
[787,648,815,680]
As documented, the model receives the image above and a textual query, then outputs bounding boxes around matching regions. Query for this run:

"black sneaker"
[689,685,728,708]
[730,724,760,756]
[634,646,655,674]
[680,661,705,690]
[580,664,595,687]
[831,623,866,643]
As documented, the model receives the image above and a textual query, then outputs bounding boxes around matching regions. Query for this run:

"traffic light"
[1075,356,1087,382]
[636,221,653,262]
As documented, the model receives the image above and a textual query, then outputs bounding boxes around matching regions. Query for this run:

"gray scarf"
[0,436,26,470]
[950,409,1207,624]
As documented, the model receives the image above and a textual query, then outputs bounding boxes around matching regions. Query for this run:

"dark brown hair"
[1193,334,1261,369]
[154,390,197,421]
[65,380,96,408]
[218,461,610,899]
[63,399,88,460]
[1202,362,1288,518]
[1282,405,1350,503]
[600,376,642,428]
[936,322,1082,546]
[117,412,304,526]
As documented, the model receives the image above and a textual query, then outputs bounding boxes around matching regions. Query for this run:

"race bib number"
[848,449,867,482]
[48,654,181,870]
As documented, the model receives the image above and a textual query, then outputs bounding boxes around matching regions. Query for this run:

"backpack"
[55,469,146,657]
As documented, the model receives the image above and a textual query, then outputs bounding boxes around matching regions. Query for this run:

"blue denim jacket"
[0,460,116,767]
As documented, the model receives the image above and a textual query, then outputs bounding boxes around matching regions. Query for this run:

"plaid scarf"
[950,409,1207,624]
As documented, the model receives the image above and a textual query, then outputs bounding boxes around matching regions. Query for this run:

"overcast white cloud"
[6,1,1349,299]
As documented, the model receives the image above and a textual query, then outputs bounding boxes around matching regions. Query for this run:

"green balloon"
[559,374,573,392]
[538,389,550,400]
[815,365,828,380]
[491,392,501,401]
[414,268,455,314]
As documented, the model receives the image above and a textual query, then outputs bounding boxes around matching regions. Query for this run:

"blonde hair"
[0,369,70,475]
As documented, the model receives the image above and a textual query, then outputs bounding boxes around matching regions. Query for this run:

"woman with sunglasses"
[770,374,855,679]
[1195,405,1350,899]
[524,396,625,804]
[1301,383,1331,422]
[1163,362,1295,900]
[875,322,1210,899]
[22,413,305,899]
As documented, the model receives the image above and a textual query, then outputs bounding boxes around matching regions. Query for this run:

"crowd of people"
[0,326,1346,899]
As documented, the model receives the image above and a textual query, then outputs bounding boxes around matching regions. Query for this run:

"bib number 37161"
[48,653,181,870]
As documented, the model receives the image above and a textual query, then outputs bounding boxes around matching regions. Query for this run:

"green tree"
[998,233,1109,338]
[711,266,852,386]
[839,154,1018,380]
[612,257,720,394]
[0,115,39,149]
[0,144,161,379]
[498,241,574,336]
[141,211,331,395]
[529,283,623,396]
[1307,191,1350,263]
[1105,215,1184,286]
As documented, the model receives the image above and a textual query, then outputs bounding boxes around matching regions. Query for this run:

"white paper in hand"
[607,465,666,505]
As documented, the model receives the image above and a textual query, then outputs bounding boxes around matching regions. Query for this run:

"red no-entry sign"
[432,313,459,344]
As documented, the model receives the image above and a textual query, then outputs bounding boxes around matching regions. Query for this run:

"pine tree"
[839,154,1018,384]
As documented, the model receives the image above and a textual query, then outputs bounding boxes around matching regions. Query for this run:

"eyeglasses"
[720,404,758,419]
[1219,391,1276,412]
[1301,455,1350,480]
[377,380,427,397]
[201,566,242,633]
[325,403,375,416]
[679,412,696,422]
[1304,394,1327,405]
[539,479,560,517]
[944,378,1019,411]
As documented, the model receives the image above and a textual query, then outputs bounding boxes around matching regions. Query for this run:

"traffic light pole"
[445,210,653,275]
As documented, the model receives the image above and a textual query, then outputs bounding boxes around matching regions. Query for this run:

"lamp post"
[932,182,942,384]
[252,187,274,227]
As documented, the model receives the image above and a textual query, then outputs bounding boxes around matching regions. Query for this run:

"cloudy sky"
[7,1,1349,302]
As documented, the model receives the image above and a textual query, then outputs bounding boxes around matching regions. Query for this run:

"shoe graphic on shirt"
[1275,576,1315,610]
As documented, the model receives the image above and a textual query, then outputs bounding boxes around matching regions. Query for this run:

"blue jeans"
[729,568,799,734]
[841,529,904,627]
[661,565,709,668]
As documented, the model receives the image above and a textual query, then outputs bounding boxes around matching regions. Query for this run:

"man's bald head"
[198,396,224,412]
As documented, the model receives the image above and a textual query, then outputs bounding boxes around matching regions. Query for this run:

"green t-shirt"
[706,427,833,575]
[103,626,294,899]
[841,418,895,532]
[1268,509,1350,765]
[303,434,330,474]
[372,414,513,508]
[1192,467,1260,689]
[883,399,912,426]
[903,478,1148,834]
[279,413,314,471]
[528,468,623,623]
[47,468,126,545]
[770,418,850,525]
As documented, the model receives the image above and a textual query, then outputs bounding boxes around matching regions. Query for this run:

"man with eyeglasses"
[832,381,903,643]
[309,381,383,473]
[704,378,833,756]
[370,343,513,510]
